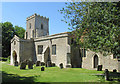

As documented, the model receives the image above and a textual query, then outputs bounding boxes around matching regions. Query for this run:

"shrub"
[7,56,10,63]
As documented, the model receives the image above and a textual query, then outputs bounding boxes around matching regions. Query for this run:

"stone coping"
[11,32,70,42]
[34,32,69,41]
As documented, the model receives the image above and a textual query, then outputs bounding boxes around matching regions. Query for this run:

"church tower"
[25,13,49,39]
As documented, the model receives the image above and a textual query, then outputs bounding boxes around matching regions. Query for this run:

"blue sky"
[2,2,69,35]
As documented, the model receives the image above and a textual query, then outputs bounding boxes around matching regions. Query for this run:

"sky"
[2,2,70,35]
[2,0,119,35]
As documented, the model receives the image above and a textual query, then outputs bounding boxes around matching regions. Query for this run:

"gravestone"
[36,61,41,66]
[41,62,45,66]
[97,65,102,71]
[66,64,71,68]
[41,67,45,71]
[46,61,52,67]
[51,63,56,67]
[113,69,117,72]
[20,61,27,69]
[28,60,33,69]
[104,69,109,81]
[59,63,63,69]
[14,61,18,66]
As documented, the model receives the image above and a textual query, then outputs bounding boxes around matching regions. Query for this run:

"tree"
[2,22,14,57]
[60,1,120,57]
[2,22,25,57]
[14,26,25,38]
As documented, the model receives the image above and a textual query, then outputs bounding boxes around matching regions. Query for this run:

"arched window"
[93,55,99,68]
[13,51,17,62]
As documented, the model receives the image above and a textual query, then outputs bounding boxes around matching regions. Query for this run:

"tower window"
[29,23,31,29]
[41,24,43,29]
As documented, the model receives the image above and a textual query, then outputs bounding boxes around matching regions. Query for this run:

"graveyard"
[1,61,120,83]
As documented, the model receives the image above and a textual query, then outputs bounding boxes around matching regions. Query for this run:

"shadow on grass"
[2,71,49,83]
[95,72,120,82]
[108,72,120,82]
[95,74,105,82]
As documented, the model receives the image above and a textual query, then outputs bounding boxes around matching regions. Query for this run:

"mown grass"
[1,61,107,83]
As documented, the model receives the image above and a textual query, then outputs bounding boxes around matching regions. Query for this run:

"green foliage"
[2,22,14,57]
[1,22,25,57]
[14,26,25,38]
[7,56,10,63]
[60,1,120,57]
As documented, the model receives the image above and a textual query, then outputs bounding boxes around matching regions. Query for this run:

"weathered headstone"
[36,61,41,66]
[20,61,27,69]
[28,60,33,69]
[66,64,71,68]
[113,69,117,72]
[97,65,102,71]
[41,67,45,71]
[41,62,45,66]
[59,63,63,69]
[104,69,109,81]
[51,63,56,67]
[46,61,52,67]
[14,61,18,66]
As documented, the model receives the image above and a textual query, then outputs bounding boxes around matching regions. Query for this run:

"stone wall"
[11,36,20,65]
[25,15,35,39]
[82,50,119,71]
[35,15,49,37]
[34,33,69,68]
[19,39,35,63]
[11,36,35,65]
[11,33,119,71]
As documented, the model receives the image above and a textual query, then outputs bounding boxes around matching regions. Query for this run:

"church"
[11,13,120,71]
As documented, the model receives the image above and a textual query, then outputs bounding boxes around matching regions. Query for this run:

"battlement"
[26,13,49,21]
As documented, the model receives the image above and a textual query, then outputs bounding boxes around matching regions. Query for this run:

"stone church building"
[11,13,120,71]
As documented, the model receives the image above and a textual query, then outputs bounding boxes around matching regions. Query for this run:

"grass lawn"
[0,61,109,83]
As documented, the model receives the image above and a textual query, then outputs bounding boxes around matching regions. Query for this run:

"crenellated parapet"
[26,13,49,21]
